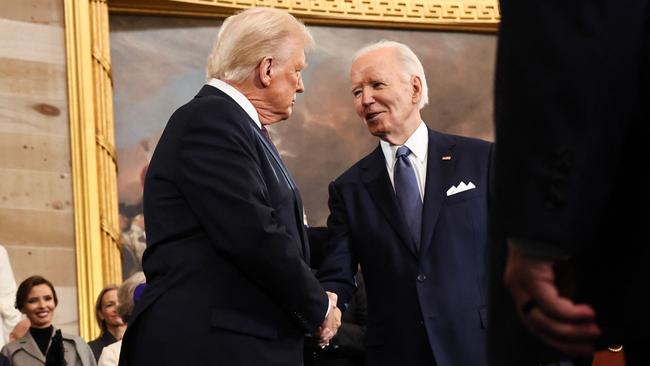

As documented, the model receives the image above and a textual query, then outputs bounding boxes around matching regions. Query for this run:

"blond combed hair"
[353,40,429,109]
[117,271,146,324]
[206,7,314,83]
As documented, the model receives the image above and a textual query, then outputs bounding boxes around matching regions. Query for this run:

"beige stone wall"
[0,0,79,335]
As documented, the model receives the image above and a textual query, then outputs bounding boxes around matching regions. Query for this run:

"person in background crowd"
[1,275,96,366]
[0,245,23,349]
[98,272,146,366]
[88,286,125,361]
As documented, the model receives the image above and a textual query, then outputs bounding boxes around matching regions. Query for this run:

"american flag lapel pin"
[442,155,452,161]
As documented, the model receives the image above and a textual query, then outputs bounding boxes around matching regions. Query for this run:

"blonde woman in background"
[88,286,125,361]
[98,272,145,366]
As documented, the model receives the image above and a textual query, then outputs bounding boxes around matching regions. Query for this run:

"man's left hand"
[504,242,602,356]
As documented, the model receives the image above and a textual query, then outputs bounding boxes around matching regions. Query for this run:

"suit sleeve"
[176,98,328,332]
[493,0,648,257]
[320,182,358,308]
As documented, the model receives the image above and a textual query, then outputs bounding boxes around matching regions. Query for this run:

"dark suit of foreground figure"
[490,1,650,365]
[119,8,344,366]
[328,41,491,366]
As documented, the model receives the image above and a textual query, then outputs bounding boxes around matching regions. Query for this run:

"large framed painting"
[110,15,497,278]
[64,0,498,339]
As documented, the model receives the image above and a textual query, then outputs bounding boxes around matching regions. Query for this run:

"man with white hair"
[325,40,492,366]
[119,7,348,366]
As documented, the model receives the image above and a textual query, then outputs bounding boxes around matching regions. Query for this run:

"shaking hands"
[317,291,342,348]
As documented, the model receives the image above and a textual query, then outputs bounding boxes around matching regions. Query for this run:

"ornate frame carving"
[65,0,498,339]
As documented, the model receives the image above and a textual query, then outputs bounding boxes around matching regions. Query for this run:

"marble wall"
[0,0,78,335]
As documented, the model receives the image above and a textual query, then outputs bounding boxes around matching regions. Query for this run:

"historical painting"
[110,14,496,278]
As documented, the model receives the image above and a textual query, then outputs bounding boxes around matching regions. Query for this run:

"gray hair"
[116,271,146,324]
[353,40,429,109]
[206,7,314,83]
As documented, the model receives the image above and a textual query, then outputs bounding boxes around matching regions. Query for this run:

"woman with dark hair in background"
[0,276,96,366]
[88,286,125,361]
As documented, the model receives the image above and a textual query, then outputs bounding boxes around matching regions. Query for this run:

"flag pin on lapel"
[442,155,452,161]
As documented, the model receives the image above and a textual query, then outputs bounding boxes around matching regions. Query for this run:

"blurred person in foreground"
[489,1,650,365]
[88,286,125,361]
[327,40,492,366]
[1,276,96,366]
[119,7,349,366]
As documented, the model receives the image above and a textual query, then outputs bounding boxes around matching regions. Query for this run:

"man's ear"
[258,56,273,87]
[411,75,422,105]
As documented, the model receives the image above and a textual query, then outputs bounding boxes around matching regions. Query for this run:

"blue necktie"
[394,146,422,252]
[260,126,280,156]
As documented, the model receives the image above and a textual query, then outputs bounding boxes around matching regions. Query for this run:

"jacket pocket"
[444,189,480,205]
[210,307,280,340]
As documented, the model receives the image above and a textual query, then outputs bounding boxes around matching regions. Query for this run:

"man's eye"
[372,82,384,88]
[352,90,361,97]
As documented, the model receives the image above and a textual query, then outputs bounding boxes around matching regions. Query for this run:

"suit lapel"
[19,332,46,363]
[196,84,309,261]
[362,146,418,257]
[420,129,456,257]
[251,125,309,261]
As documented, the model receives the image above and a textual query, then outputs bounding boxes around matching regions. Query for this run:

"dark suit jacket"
[119,85,329,366]
[306,227,367,366]
[328,129,492,366]
[490,1,650,365]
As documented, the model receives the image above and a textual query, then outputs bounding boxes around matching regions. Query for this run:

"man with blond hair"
[119,8,347,365]
[326,40,492,366]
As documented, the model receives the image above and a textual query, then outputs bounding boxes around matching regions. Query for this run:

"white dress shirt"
[207,78,261,129]
[380,121,428,201]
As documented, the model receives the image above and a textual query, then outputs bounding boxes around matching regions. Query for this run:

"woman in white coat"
[0,245,22,349]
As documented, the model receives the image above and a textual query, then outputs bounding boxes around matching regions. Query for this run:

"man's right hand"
[316,291,342,348]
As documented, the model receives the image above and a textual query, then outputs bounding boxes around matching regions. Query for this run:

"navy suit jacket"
[328,129,492,366]
[489,1,650,365]
[119,85,330,366]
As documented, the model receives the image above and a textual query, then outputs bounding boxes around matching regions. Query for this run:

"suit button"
[417,274,427,282]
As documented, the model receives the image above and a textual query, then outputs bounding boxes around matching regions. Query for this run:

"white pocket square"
[446,181,476,196]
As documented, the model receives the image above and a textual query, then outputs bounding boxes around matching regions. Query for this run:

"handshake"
[315,291,342,348]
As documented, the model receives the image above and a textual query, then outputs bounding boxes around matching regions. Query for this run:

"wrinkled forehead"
[350,56,400,86]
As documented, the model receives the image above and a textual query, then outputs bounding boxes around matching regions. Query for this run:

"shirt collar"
[380,121,428,168]
[207,78,261,128]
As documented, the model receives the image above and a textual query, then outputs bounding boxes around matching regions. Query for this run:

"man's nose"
[361,90,374,105]
[296,74,304,93]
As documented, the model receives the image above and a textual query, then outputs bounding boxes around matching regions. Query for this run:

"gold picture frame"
[64,0,499,340]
